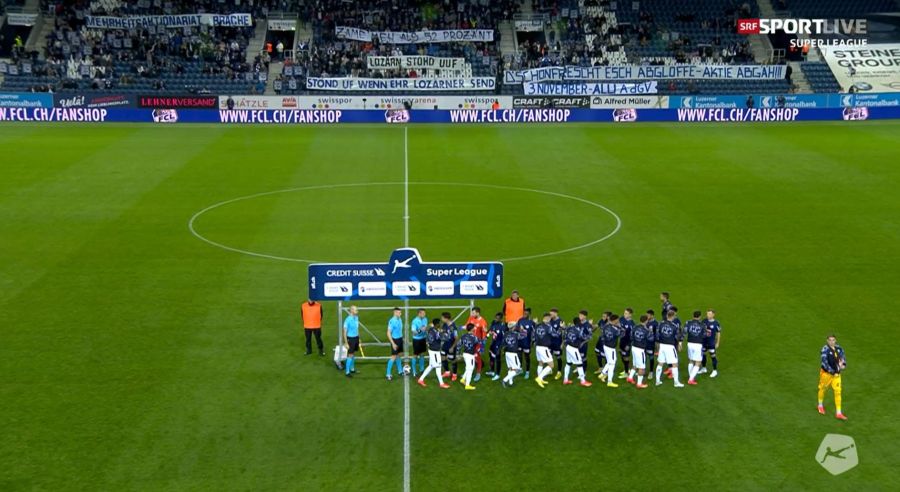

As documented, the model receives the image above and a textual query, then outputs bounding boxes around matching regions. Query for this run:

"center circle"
[188,182,621,263]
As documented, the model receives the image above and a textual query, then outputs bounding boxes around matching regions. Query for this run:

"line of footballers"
[343,291,723,390]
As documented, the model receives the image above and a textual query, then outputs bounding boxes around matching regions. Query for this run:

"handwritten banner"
[307,77,496,91]
[85,13,253,29]
[367,56,466,70]
[505,65,787,84]
[523,81,658,96]
[336,26,494,44]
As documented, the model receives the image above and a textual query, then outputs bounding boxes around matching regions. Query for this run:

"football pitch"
[1,121,899,490]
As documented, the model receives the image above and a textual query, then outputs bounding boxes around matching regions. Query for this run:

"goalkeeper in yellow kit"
[817,334,847,420]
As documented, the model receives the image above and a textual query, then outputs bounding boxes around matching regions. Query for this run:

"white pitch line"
[188,182,622,263]
[404,126,410,248]
[402,127,411,492]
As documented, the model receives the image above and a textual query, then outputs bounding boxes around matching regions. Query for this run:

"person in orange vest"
[266,42,273,55]
[301,299,324,355]
[491,100,500,110]
[503,290,525,324]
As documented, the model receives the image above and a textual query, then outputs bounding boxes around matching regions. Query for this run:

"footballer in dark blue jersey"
[626,314,651,388]
[670,306,681,330]
[701,309,721,378]
[563,314,592,387]
[501,325,523,387]
[517,308,535,379]
[439,312,459,381]
[599,314,622,388]
[594,311,611,375]
[618,308,635,379]
[654,310,684,387]
[487,312,505,379]
[661,292,673,318]
[459,324,479,389]
[576,310,593,373]
[644,310,658,379]
[416,318,449,388]
[548,308,565,379]
[533,313,555,387]
[684,311,706,385]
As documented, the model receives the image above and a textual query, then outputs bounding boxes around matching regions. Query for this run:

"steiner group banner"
[367,56,466,70]
[85,13,253,29]
[335,26,494,44]
[504,64,787,84]
[821,43,900,93]
[306,77,496,91]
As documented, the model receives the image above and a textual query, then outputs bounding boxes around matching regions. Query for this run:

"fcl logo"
[815,434,858,475]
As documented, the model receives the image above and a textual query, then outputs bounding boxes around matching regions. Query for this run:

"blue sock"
[387,359,394,376]
[346,357,352,374]
[418,356,425,372]
[350,358,355,372]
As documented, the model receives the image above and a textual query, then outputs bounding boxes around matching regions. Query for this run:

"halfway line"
[402,125,411,492]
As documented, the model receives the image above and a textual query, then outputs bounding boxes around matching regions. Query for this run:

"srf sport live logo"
[738,18,868,47]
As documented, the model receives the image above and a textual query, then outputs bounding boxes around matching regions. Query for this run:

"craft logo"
[151,109,178,123]
[738,18,868,47]
[816,434,858,475]
[514,96,589,109]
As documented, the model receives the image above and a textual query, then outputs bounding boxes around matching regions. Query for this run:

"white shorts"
[632,347,646,369]
[565,345,583,365]
[428,349,442,368]
[603,345,617,364]
[536,346,552,364]
[688,342,703,362]
[463,352,476,368]
[505,353,521,372]
[658,344,678,365]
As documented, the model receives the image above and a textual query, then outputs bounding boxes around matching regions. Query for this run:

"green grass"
[1,121,899,491]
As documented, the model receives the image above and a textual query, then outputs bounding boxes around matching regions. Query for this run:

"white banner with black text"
[85,13,253,29]
[524,81,658,96]
[367,56,466,70]
[307,77,496,91]
[335,26,494,44]
[504,64,787,84]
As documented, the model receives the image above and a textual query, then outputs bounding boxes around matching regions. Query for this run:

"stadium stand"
[280,0,519,95]
[801,62,842,93]
[0,0,293,94]
[778,0,896,17]
[505,0,791,95]
[3,0,877,96]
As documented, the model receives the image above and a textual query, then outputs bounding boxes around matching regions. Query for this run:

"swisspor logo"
[425,281,454,296]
